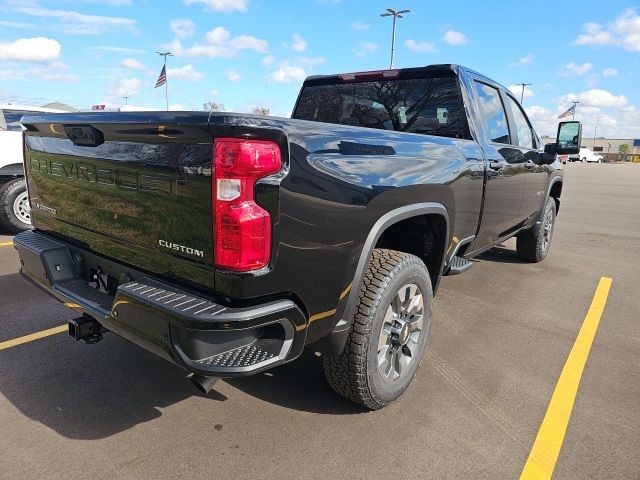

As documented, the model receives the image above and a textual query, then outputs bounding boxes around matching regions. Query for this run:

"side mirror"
[555,121,582,155]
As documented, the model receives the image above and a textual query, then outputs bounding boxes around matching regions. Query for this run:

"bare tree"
[250,106,271,116]
[204,101,225,112]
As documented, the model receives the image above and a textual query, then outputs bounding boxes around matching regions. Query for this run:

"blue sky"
[1,0,639,138]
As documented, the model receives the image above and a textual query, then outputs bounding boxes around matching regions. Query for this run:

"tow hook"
[68,314,106,344]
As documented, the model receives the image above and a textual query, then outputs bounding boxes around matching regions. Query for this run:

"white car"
[579,148,604,163]
[0,104,67,233]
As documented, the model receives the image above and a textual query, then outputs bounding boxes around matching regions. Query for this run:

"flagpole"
[156,51,173,111]
[164,56,169,111]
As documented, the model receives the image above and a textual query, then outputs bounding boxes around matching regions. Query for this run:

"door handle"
[489,160,504,171]
[525,160,536,169]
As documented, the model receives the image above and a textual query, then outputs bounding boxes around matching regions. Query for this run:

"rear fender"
[318,202,449,356]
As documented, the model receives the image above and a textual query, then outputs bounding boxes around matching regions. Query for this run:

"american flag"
[154,65,167,88]
[558,104,576,119]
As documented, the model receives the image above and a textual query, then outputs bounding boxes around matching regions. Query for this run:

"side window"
[505,95,534,149]
[474,82,510,144]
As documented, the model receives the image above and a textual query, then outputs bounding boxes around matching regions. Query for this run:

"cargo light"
[213,138,281,271]
[339,69,401,81]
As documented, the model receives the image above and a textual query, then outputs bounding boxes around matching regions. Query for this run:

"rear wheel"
[0,178,31,234]
[581,157,587,163]
[516,197,556,262]
[323,249,432,410]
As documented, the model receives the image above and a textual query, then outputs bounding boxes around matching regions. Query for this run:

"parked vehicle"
[579,147,603,163]
[14,65,581,409]
[0,104,67,233]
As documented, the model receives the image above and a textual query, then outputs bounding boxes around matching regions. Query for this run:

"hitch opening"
[69,315,105,344]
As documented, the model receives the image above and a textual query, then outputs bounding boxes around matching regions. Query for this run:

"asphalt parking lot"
[0,163,638,480]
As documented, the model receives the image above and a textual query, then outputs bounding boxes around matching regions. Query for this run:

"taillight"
[213,138,281,271]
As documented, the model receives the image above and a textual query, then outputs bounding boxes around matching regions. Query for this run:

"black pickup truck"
[14,64,581,409]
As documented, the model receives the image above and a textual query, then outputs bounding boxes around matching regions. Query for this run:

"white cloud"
[225,69,242,82]
[229,35,268,52]
[205,26,231,44]
[297,56,326,66]
[351,20,370,31]
[36,62,79,82]
[121,58,147,71]
[560,62,593,76]
[183,0,249,13]
[172,26,268,57]
[170,19,196,39]
[573,8,640,51]
[527,93,640,139]
[166,27,269,58]
[0,61,77,82]
[442,29,469,46]
[0,20,33,29]
[510,54,533,66]
[267,65,306,83]
[559,89,628,108]
[92,46,146,54]
[291,33,307,52]
[404,39,437,53]
[111,77,142,97]
[169,104,185,110]
[0,37,61,63]
[74,0,133,5]
[168,64,204,81]
[261,54,275,66]
[602,67,619,77]
[508,84,534,99]
[354,41,378,57]
[12,4,137,35]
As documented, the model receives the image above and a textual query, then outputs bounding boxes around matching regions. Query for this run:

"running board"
[446,256,472,276]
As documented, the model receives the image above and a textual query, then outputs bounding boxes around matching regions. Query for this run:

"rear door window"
[473,82,510,144]
[504,95,534,149]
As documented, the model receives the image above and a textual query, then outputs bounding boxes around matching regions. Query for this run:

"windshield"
[293,73,468,139]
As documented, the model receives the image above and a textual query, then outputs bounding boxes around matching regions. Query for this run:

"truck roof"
[302,64,508,92]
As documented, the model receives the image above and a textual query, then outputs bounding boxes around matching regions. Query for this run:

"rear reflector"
[213,138,281,271]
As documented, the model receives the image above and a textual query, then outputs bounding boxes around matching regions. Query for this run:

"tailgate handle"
[64,125,104,147]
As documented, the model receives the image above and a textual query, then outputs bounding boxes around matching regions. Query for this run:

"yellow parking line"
[0,325,67,351]
[0,242,13,247]
[520,276,613,480]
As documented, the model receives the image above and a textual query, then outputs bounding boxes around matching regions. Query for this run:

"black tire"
[323,249,433,410]
[0,178,31,234]
[516,197,556,263]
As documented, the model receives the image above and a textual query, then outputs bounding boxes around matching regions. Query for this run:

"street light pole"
[593,126,597,150]
[380,8,410,69]
[518,83,532,104]
[156,51,173,111]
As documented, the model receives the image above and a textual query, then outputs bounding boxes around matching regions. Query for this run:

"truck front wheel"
[0,178,31,234]
[323,249,432,410]
[516,197,556,262]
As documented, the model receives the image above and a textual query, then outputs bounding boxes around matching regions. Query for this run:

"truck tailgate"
[21,112,215,292]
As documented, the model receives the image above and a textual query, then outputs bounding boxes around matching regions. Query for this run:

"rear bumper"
[13,230,307,377]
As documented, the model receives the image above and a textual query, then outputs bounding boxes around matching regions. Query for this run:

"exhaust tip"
[190,374,220,394]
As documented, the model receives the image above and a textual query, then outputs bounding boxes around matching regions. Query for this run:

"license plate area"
[88,267,119,296]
